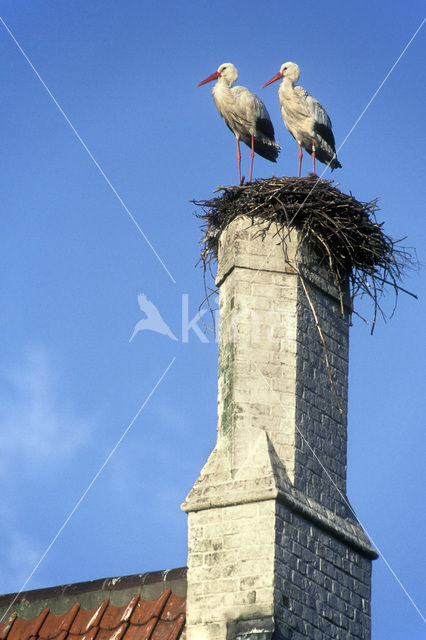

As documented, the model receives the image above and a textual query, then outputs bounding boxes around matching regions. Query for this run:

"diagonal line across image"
[0,356,176,624]
[0,16,176,285]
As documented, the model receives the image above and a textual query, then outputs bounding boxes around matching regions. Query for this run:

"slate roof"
[0,569,186,640]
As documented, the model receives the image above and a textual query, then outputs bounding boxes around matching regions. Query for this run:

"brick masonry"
[275,503,373,640]
[182,216,377,639]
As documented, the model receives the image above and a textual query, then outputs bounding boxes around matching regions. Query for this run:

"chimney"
[182,210,377,639]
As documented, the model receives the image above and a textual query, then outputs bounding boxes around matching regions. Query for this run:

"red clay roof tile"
[95,624,127,640]
[159,594,185,623]
[130,590,170,627]
[50,631,68,640]
[0,614,17,640]
[68,629,99,640]
[99,596,139,631]
[69,600,109,635]
[121,627,150,640]
[0,578,185,640]
[38,605,79,640]
[124,589,173,640]
[7,609,49,640]
[151,594,185,640]
[150,617,185,640]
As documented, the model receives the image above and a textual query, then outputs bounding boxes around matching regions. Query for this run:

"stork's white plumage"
[197,63,280,184]
[263,62,341,177]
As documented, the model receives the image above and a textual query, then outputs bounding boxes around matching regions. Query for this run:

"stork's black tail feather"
[255,138,280,162]
[313,145,342,170]
[329,156,342,170]
[242,137,280,162]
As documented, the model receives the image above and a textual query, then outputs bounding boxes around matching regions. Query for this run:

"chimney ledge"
[183,485,377,560]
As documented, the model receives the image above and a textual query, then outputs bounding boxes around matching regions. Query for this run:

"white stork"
[197,63,280,184]
[263,62,341,177]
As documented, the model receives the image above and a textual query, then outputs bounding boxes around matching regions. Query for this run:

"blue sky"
[0,1,425,638]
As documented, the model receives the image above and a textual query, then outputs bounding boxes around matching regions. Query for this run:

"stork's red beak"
[262,72,283,88]
[197,71,220,87]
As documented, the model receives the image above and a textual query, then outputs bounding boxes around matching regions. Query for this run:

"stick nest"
[192,176,415,331]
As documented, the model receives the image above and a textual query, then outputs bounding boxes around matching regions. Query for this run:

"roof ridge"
[0,569,187,609]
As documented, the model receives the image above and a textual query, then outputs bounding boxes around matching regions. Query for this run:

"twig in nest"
[296,267,344,415]
[193,177,417,413]
[193,176,417,331]
[198,288,219,335]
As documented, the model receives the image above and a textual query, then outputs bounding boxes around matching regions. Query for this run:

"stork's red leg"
[249,135,255,183]
[312,140,316,175]
[298,143,303,178]
[236,137,242,185]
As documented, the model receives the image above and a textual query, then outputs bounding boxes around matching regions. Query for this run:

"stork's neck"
[217,75,234,89]
[212,78,233,101]
[279,76,295,98]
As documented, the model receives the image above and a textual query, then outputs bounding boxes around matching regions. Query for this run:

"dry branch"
[192,176,415,332]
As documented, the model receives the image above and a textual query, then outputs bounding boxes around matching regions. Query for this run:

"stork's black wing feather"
[256,117,275,141]
[314,122,336,151]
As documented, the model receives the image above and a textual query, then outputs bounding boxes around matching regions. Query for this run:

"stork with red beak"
[197,63,280,184]
[263,62,341,177]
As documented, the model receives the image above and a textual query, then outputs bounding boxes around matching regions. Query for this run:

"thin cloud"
[0,527,40,592]
[0,346,92,471]
[0,345,96,593]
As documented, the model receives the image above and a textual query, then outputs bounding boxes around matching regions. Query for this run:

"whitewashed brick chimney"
[182,216,377,640]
